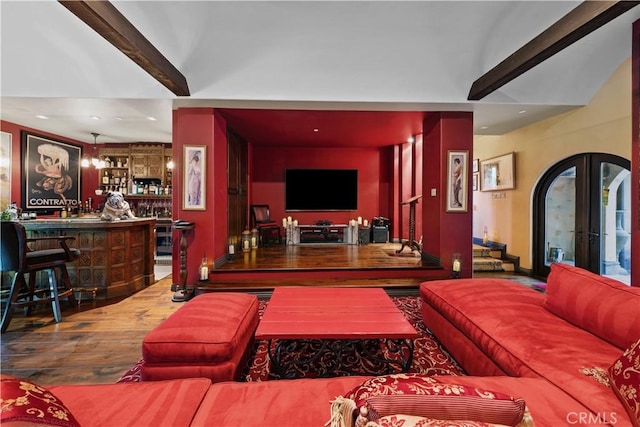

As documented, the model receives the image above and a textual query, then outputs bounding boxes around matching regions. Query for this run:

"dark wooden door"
[227,129,248,251]
[533,153,631,280]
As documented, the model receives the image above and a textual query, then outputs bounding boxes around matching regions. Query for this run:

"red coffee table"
[255,287,418,379]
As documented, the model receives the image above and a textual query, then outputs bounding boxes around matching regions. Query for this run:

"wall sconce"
[166,159,175,170]
[251,228,259,249]
[452,253,462,279]
[241,230,251,252]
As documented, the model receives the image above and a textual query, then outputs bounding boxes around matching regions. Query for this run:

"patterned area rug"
[117,296,464,383]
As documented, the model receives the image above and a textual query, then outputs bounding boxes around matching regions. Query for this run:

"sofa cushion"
[543,263,640,350]
[334,374,527,427]
[0,376,79,427]
[609,337,640,427]
[49,378,211,427]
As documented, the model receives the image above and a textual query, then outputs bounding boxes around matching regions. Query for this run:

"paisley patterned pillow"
[364,415,506,427]
[609,337,640,427]
[0,376,79,427]
[327,373,532,427]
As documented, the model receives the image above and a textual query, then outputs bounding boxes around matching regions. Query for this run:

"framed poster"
[183,145,206,210]
[446,150,468,212]
[472,172,479,191]
[0,132,11,211]
[481,152,516,191]
[22,132,81,212]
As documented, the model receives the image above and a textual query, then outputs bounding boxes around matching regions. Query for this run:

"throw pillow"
[327,373,532,427]
[363,414,506,427]
[608,337,640,427]
[0,376,79,427]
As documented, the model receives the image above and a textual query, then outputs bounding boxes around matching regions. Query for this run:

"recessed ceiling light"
[115,117,123,121]
[313,128,319,132]
[91,116,101,120]
[480,126,489,130]
[147,116,157,121]
[518,110,527,114]
[35,114,49,120]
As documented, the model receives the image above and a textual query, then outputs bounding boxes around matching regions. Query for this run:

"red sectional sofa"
[420,263,640,427]
[3,264,638,426]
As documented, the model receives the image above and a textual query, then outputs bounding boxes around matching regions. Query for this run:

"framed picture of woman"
[446,150,468,212]
[183,145,206,210]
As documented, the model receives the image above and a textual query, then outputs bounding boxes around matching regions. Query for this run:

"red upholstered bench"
[141,292,259,382]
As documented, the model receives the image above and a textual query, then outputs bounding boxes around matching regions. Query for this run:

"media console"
[290,224,361,245]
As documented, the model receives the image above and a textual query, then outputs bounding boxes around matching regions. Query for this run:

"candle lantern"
[452,253,462,279]
[251,228,259,249]
[199,255,209,281]
[241,230,251,252]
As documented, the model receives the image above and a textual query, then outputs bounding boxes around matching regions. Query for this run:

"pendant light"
[82,132,105,169]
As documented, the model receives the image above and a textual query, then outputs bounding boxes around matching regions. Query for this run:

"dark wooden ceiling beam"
[59,0,190,96]
[468,1,640,101]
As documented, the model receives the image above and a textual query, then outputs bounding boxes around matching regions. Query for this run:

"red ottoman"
[141,292,259,382]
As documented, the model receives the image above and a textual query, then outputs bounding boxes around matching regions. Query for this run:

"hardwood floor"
[0,244,545,386]
[1,276,179,385]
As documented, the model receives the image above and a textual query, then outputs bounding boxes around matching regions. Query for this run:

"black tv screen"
[285,169,358,211]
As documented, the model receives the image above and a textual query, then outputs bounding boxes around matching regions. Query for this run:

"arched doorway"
[533,153,631,283]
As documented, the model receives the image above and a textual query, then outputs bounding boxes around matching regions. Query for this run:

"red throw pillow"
[609,337,640,427]
[0,376,79,427]
[327,373,531,427]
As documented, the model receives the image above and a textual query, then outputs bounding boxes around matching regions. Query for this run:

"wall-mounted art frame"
[0,131,11,211]
[472,173,479,192]
[183,145,206,210]
[473,158,479,173]
[446,150,468,212]
[481,152,516,192]
[22,132,81,212]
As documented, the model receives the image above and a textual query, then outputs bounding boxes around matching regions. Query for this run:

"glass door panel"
[544,167,575,267]
[599,162,631,284]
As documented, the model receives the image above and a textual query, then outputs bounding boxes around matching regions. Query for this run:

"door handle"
[588,231,599,243]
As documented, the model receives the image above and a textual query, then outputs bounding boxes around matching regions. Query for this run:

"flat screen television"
[285,169,358,211]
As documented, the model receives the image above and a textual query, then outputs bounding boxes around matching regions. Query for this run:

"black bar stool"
[1,221,79,333]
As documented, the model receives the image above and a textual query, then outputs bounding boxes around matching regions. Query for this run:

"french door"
[533,153,631,283]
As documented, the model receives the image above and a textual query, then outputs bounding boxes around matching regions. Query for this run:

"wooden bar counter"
[21,217,157,300]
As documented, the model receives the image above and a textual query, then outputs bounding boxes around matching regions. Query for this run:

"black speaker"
[358,227,371,244]
[372,226,388,243]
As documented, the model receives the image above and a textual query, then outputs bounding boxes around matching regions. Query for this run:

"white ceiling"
[1,1,638,145]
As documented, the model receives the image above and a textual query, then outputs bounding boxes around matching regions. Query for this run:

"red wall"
[251,146,391,227]
[422,112,474,277]
[1,120,97,212]
[171,108,230,284]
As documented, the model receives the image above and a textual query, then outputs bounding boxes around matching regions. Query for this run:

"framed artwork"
[481,152,516,191]
[472,172,479,191]
[473,158,479,173]
[0,132,11,211]
[183,145,206,210]
[22,132,81,212]
[446,150,468,212]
